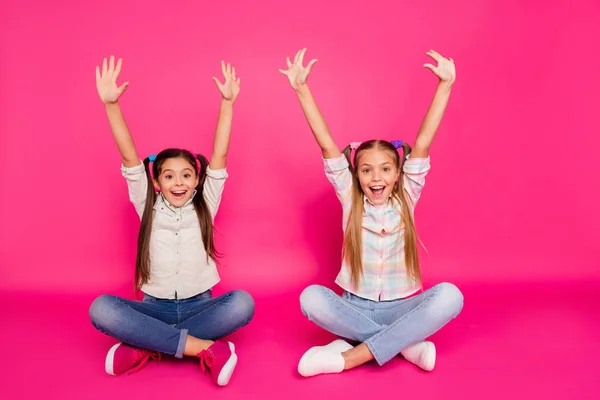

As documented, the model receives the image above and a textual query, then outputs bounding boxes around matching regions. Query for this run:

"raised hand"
[95,55,129,104]
[423,50,456,84]
[213,61,240,102]
[279,48,318,91]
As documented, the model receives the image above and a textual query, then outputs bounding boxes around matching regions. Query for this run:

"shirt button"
[176,251,179,254]
[176,218,179,221]
[175,232,179,236]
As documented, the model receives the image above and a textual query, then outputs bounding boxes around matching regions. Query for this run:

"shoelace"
[127,350,161,375]
[198,349,215,373]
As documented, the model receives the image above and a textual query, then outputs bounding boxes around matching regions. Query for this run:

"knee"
[434,282,464,318]
[299,285,329,319]
[228,290,255,323]
[88,294,116,329]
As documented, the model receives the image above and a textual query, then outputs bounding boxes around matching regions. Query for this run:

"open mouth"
[369,185,385,197]
[170,190,187,199]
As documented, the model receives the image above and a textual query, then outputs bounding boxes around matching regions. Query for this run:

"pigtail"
[134,157,157,290]
[193,154,219,263]
[393,142,422,287]
[341,144,367,289]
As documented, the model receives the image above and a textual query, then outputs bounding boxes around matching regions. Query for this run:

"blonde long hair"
[341,140,422,289]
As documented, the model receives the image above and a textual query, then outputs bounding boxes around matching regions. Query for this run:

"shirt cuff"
[323,154,349,173]
[206,166,228,179]
[121,162,145,176]
[403,155,431,173]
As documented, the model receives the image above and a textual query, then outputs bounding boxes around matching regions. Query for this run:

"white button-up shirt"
[121,163,227,299]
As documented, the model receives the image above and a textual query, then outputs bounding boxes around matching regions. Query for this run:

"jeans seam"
[174,292,235,327]
[176,292,253,338]
[364,341,382,365]
[321,287,383,332]
[175,328,188,358]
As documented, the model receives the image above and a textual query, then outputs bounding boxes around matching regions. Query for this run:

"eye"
[362,169,370,174]
[184,174,192,178]
[165,175,173,179]
[383,167,390,172]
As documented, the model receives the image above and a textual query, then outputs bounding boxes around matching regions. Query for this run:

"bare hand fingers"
[423,63,437,73]
[109,55,115,73]
[221,60,227,78]
[95,66,101,82]
[278,68,288,75]
[113,58,123,82]
[226,62,232,77]
[232,66,236,80]
[294,49,302,64]
[426,50,442,63]
[306,58,318,74]
[286,57,292,68]
[428,49,443,58]
[299,48,307,65]
[102,58,108,77]
[213,76,224,92]
[117,82,129,95]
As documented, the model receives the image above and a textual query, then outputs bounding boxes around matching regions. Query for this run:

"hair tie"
[390,140,403,149]
[350,142,362,150]
[148,154,157,162]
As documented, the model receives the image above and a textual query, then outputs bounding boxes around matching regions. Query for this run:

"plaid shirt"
[323,154,431,301]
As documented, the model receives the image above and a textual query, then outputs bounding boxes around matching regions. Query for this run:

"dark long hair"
[135,148,218,289]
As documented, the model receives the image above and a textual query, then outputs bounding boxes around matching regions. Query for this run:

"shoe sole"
[105,343,122,376]
[217,342,238,386]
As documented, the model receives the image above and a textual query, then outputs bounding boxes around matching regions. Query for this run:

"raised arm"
[210,61,240,170]
[411,50,456,159]
[280,48,340,159]
[95,56,141,167]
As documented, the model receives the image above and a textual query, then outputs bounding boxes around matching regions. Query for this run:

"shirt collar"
[159,190,198,212]
[363,194,394,208]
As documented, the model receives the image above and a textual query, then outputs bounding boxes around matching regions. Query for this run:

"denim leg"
[365,282,464,365]
[299,285,383,342]
[176,290,255,340]
[89,294,189,358]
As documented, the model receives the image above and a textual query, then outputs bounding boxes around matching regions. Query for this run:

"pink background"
[1,0,600,399]
[1,0,598,295]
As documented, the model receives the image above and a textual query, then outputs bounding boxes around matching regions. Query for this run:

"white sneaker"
[298,339,353,377]
[400,341,436,371]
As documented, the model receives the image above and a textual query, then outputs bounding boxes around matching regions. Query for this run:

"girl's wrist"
[438,80,453,92]
[104,100,120,109]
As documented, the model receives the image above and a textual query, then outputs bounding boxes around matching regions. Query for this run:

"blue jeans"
[89,290,255,358]
[299,282,463,365]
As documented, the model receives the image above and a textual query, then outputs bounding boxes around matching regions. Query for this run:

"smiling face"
[355,147,400,206]
[153,157,199,207]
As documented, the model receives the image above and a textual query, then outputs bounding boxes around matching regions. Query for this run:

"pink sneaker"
[105,342,161,376]
[197,341,238,386]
